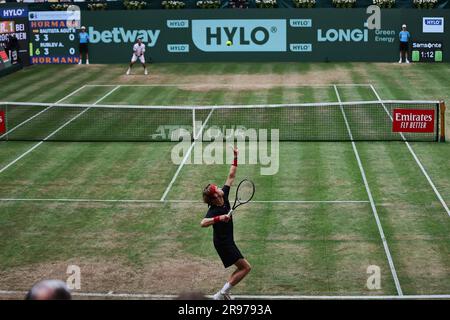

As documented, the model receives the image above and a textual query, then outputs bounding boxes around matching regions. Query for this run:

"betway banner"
[82,9,449,63]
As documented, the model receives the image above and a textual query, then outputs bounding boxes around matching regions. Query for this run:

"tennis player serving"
[126,38,148,75]
[200,147,252,300]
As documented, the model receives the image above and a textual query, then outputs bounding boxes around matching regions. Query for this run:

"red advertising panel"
[0,47,9,62]
[0,111,5,135]
[392,109,435,133]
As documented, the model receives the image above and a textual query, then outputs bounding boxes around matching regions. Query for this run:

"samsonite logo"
[192,20,286,52]
[423,17,444,33]
[317,25,368,42]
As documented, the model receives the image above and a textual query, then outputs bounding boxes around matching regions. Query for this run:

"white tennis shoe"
[213,291,233,300]
[212,292,222,300]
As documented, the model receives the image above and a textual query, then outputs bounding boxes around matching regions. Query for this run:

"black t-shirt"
[205,185,234,246]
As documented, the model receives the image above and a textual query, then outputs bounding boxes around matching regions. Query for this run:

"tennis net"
[0,100,445,142]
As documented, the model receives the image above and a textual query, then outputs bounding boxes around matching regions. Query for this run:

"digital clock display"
[412,41,443,62]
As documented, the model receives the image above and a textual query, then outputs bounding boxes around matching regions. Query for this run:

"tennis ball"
[226,40,232,46]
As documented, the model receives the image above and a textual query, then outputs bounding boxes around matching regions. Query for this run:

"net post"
[440,100,446,142]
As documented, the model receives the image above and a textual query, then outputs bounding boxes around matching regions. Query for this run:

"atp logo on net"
[192,19,287,52]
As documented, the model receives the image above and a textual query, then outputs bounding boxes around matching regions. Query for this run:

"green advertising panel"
[78,9,448,63]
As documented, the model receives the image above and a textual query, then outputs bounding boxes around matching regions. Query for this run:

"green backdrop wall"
[81,9,448,63]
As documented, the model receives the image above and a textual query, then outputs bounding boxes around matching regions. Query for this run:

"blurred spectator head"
[25,280,72,300]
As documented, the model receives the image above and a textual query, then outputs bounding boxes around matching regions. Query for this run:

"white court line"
[0,198,369,204]
[159,108,215,202]
[84,83,373,88]
[334,85,403,296]
[0,290,448,300]
[76,293,450,300]
[369,85,450,218]
[0,85,88,139]
[0,86,121,175]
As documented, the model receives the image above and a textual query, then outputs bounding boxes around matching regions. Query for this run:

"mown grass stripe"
[2,66,90,102]
[335,85,403,295]
[0,65,62,96]
[2,66,107,103]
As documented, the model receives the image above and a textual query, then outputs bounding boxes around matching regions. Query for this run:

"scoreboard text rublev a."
[29,11,80,64]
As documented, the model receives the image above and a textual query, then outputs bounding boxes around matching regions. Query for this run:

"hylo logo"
[206,26,273,46]
[425,19,442,25]
[192,20,286,52]
[423,17,444,33]
[1,9,26,18]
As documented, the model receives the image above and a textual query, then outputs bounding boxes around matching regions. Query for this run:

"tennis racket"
[227,179,255,217]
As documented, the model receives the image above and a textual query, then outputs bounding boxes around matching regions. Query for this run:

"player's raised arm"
[225,147,238,187]
[200,214,230,228]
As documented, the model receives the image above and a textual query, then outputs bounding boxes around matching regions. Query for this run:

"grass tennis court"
[0,63,449,299]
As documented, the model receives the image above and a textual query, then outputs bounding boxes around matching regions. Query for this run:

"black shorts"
[215,243,244,268]
[79,43,88,54]
[399,42,409,51]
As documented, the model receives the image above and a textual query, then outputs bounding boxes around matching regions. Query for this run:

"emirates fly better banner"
[392,109,435,133]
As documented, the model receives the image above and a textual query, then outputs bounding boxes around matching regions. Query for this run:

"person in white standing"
[126,38,148,75]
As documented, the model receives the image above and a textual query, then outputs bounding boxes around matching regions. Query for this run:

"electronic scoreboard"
[28,11,81,64]
[412,41,443,63]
